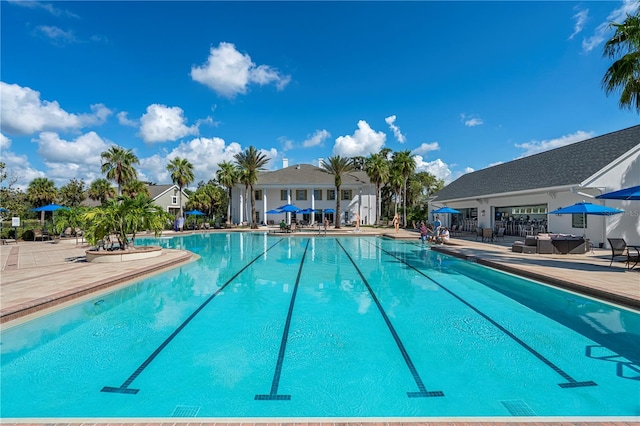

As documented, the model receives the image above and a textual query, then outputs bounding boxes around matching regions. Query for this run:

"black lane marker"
[337,239,444,398]
[102,238,285,395]
[255,239,311,401]
[373,241,597,389]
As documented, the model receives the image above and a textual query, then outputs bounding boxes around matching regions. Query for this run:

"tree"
[602,7,640,113]
[216,161,238,225]
[27,177,58,225]
[388,168,404,218]
[166,157,195,218]
[100,146,139,196]
[87,178,116,205]
[365,153,390,226]
[392,150,416,227]
[122,180,150,198]
[59,178,86,207]
[233,146,270,229]
[321,155,354,228]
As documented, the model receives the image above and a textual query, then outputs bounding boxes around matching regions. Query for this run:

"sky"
[1,0,639,192]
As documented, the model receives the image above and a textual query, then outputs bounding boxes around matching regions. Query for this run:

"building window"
[296,189,307,200]
[327,189,336,200]
[341,189,352,200]
[572,214,586,229]
[313,189,322,200]
[171,196,178,205]
[254,189,263,200]
[280,190,288,201]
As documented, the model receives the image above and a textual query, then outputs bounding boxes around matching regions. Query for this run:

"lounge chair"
[607,238,639,269]
[495,227,505,241]
[34,228,47,241]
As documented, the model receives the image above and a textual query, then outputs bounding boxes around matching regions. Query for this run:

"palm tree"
[100,146,139,196]
[233,147,270,229]
[321,155,354,228]
[27,177,58,225]
[122,180,150,198]
[392,150,416,227]
[388,168,404,218]
[602,7,640,113]
[365,153,390,226]
[216,161,238,225]
[87,178,116,205]
[166,157,195,218]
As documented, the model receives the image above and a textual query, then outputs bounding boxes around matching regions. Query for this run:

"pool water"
[1,233,639,418]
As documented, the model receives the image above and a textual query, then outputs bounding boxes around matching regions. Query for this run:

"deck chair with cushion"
[607,238,630,267]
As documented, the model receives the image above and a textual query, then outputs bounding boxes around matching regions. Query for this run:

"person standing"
[392,213,400,233]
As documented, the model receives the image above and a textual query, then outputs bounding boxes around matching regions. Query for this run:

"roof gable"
[256,164,371,186]
[433,125,640,201]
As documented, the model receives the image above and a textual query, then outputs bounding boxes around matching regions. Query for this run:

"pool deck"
[1,227,639,425]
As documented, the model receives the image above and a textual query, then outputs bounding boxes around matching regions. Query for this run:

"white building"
[430,125,640,248]
[230,161,377,226]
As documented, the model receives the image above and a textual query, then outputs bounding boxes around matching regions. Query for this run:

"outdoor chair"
[34,228,47,241]
[607,238,639,269]
[475,227,483,241]
[495,227,505,241]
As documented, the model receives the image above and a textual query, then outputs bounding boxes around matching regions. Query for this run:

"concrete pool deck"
[1,228,638,425]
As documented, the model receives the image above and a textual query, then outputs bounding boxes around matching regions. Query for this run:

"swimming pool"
[1,232,639,419]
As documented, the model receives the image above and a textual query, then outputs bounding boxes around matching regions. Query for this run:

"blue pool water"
[1,232,639,418]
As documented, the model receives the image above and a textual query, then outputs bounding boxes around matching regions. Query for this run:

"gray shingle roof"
[257,164,371,186]
[433,125,640,202]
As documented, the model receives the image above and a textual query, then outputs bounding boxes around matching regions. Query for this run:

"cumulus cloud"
[303,129,331,148]
[117,111,138,127]
[35,131,108,165]
[138,104,199,143]
[0,133,10,150]
[515,130,593,157]
[582,0,638,52]
[191,42,291,98]
[137,137,276,186]
[413,155,455,184]
[411,142,440,156]
[460,113,484,127]
[278,136,294,151]
[333,120,386,157]
[385,115,406,143]
[0,82,112,135]
[570,8,589,40]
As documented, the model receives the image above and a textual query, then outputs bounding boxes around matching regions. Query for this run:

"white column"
[263,192,267,225]
[311,188,315,225]
[239,193,244,224]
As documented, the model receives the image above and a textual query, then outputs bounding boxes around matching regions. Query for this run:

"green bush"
[21,229,34,241]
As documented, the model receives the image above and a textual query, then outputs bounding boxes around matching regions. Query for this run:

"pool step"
[172,405,201,417]
[500,399,537,416]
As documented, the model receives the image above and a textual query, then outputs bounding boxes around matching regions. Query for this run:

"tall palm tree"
[233,147,270,228]
[87,178,116,205]
[602,7,640,113]
[365,153,390,226]
[100,146,139,196]
[216,161,238,225]
[167,157,195,218]
[122,179,150,198]
[392,150,416,227]
[321,155,354,228]
[27,177,58,225]
[388,168,404,218]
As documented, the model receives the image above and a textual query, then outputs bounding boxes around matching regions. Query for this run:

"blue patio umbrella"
[31,203,69,212]
[432,206,460,214]
[324,208,335,213]
[266,209,282,214]
[0,207,8,213]
[595,185,640,201]
[298,208,316,214]
[549,202,624,231]
[278,204,301,213]
[185,209,205,216]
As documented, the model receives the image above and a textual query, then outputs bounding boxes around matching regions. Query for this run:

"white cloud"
[411,142,440,156]
[385,115,406,143]
[515,130,593,157]
[191,42,291,98]
[8,0,80,18]
[303,129,331,148]
[487,161,504,168]
[138,137,276,186]
[0,133,10,151]
[333,120,386,157]
[35,131,108,165]
[460,113,484,127]
[117,111,138,127]
[34,25,78,44]
[0,82,112,135]
[582,0,639,52]
[413,155,455,184]
[570,8,589,40]
[278,136,294,151]
[138,104,199,143]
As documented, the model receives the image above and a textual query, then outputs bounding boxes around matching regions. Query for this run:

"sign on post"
[11,217,20,227]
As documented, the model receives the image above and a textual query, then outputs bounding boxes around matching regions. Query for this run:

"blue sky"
[1,0,639,191]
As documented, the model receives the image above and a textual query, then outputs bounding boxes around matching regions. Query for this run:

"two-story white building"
[230,160,377,226]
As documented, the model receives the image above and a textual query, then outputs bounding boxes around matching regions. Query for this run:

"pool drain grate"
[500,399,537,416]
[172,405,201,417]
